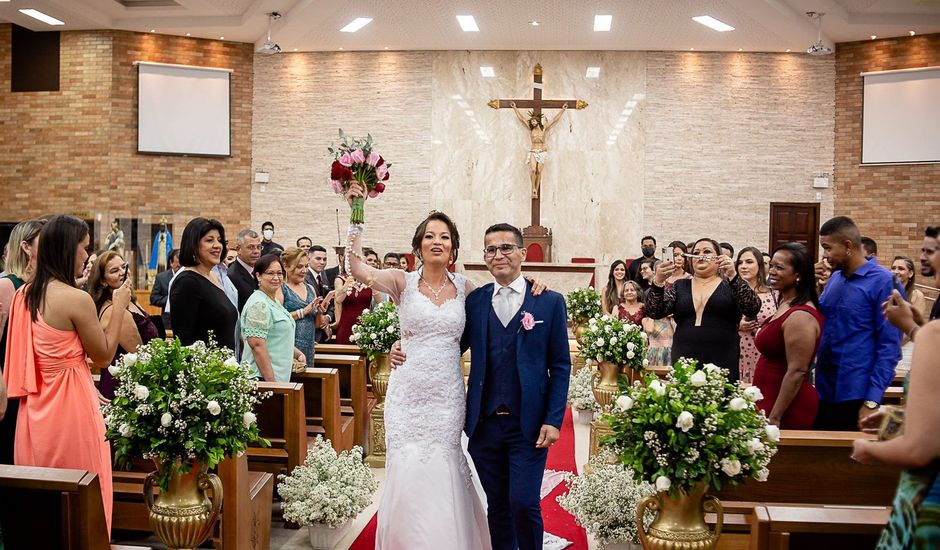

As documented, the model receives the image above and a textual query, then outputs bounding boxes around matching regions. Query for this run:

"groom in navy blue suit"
[461,223,571,550]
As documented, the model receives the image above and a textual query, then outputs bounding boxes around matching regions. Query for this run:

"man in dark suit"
[149,248,180,330]
[228,229,262,311]
[304,245,335,343]
[461,223,571,550]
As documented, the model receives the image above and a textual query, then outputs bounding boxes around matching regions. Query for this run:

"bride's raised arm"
[344,184,406,303]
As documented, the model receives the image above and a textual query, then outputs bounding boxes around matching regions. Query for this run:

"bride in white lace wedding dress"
[345,209,491,549]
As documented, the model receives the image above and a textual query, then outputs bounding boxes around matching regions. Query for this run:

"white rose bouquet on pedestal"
[350,300,400,360]
[602,358,777,495]
[565,287,602,326]
[103,337,270,490]
[577,315,649,372]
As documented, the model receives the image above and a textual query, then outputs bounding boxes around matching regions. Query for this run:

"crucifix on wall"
[488,64,587,261]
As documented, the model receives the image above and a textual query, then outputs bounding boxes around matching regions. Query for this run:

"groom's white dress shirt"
[492,274,526,327]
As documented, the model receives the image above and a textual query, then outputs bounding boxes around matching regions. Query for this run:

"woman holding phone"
[281,247,329,365]
[88,251,159,399]
[646,238,760,381]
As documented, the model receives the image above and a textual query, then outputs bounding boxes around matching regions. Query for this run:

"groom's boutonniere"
[519,311,543,333]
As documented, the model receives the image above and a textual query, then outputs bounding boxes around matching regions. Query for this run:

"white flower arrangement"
[278,437,378,528]
[602,358,778,495]
[566,287,602,325]
[567,365,601,412]
[577,315,648,371]
[350,301,400,360]
[557,452,655,545]
[102,337,269,491]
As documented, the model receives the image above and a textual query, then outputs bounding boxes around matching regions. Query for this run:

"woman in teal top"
[240,254,306,382]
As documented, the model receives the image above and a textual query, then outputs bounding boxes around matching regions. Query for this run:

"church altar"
[460,261,602,296]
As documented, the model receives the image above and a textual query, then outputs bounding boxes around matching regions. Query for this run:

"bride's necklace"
[419,270,450,302]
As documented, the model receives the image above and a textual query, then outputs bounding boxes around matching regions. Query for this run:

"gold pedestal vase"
[588,361,622,458]
[144,460,223,550]
[636,483,723,550]
[365,353,392,467]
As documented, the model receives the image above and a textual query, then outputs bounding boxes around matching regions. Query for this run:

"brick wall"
[0,25,253,247]
[834,33,940,263]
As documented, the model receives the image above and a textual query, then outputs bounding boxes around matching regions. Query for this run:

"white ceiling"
[1,0,938,53]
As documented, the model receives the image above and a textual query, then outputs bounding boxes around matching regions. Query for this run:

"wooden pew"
[290,367,352,452]
[715,431,901,506]
[112,453,273,549]
[314,354,369,451]
[883,386,904,405]
[0,465,111,549]
[247,381,307,477]
[315,343,362,356]
[749,504,889,549]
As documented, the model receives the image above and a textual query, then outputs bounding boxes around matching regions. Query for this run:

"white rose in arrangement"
[649,380,666,397]
[627,342,635,351]
[655,475,671,492]
[119,424,133,437]
[765,424,781,443]
[747,438,765,454]
[609,337,618,345]
[161,413,173,427]
[689,370,707,386]
[755,468,770,482]
[703,363,720,373]
[729,397,748,411]
[362,309,370,315]
[615,395,634,412]
[108,364,119,376]
[596,354,604,362]
[370,333,377,340]
[243,411,257,428]
[224,356,240,368]
[642,358,649,367]
[743,386,764,402]
[386,326,396,333]
[350,334,359,342]
[675,411,694,432]
[626,350,635,359]
[207,400,222,416]
[134,384,150,401]
[123,352,138,367]
[595,338,605,347]
[720,458,742,476]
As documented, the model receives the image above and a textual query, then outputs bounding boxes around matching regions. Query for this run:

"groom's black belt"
[495,405,512,416]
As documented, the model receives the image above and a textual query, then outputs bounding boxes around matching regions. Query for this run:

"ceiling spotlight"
[185,33,191,36]
[338,47,344,50]
[480,66,495,77]
[692,15,735,32]
[689,47,695,51]
[909,30,916,36]
[293,48,298,51]
[18,8,64,26]
[457,15,479,32]
[594,15,612,32]
[529,20,540,27]
[805,12,833,56]
[585,66,600,78]
[150,29,156,33]
[871,35,877,40]
[340,17,372,33]
[257,12,282,55]
[786,48,791,52]
[220,36,225,40]
[384,46,389,50]
[737,48,743,51]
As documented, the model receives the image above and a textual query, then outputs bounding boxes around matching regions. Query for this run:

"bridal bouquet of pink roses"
[328,129,391,223]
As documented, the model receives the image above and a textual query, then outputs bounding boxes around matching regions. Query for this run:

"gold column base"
[589,417,612,459]
[365,404,387,468]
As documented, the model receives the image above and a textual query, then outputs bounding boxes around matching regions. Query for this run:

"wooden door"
[769,203,820,262]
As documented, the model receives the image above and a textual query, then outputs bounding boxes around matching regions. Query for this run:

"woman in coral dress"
[3,216,131,535]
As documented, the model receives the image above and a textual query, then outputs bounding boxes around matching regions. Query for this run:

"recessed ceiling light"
[909,30,916,36]
[690,47,695,51]
[150,29,156,33]
[338,47,344,50]
[340,17,372,33]
[871,35,877,40]
[293,48,298,51]
[786,48,791,52]
[529,20,540,27]
[18,9,64,26]
[456,15,479,32]
[480,66,495,77]
[594,15,612,32]
[585,67,600,78]
[219,36,225,40]
[692,15,735,32]
[384,46,389,50]
[185,33,191,36]
[737,48,743,51]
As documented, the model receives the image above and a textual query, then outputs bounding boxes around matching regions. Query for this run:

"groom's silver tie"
[495,286,514,327]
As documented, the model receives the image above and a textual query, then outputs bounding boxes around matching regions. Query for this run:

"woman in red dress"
[332,271,375,345]
[753,242,822,429]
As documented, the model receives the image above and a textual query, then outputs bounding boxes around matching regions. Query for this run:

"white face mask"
[262,229,274,241]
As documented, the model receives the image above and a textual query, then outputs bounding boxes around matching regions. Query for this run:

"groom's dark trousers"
[463,282,571,550]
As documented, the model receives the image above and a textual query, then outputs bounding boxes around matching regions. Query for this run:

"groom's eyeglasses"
[483,244,519,258]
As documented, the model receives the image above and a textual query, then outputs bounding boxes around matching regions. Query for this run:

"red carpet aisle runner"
[348,407,588,549]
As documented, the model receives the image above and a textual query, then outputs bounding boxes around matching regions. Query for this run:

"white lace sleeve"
[346,223,406,303]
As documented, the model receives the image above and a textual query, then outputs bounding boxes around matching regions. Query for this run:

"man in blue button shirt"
[814,216,902,431]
